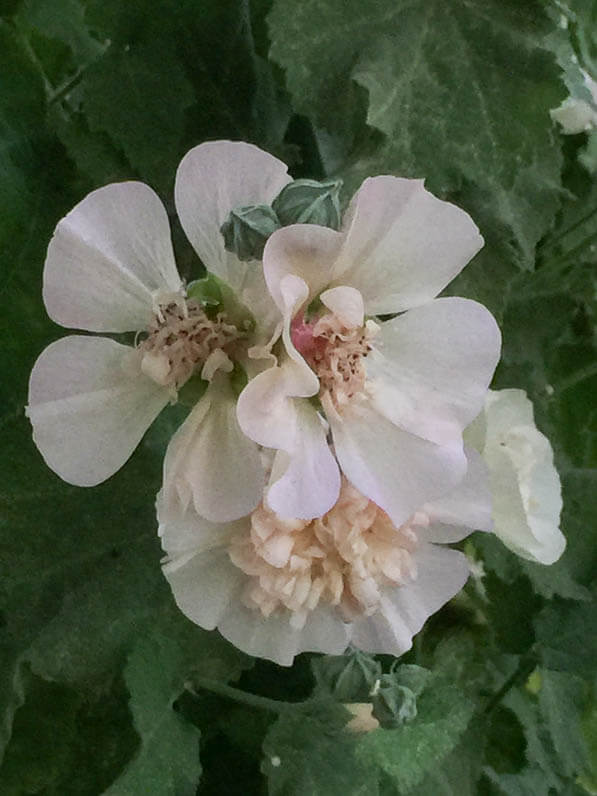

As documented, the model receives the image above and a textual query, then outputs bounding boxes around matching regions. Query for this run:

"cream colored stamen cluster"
[139,298,240,389]
[228,478,425,629]
[305,313,378,414]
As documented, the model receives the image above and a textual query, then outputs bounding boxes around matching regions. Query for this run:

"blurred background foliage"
[0,0,596,793]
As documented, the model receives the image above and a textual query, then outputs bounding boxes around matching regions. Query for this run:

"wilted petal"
[162,375,264,523]
[331,176,483,314]
[329,400,467,529]
[43,182,182,332]
[423,447,492,543]
[27,336,170,486]
[367,298,501,446]
[350,544,469,655]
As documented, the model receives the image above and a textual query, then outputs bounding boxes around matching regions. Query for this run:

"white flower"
[466,389,565,565]
[236,176,501,526]
[159,448,492,666]
[551,70,597,134]
[27,141,291,521]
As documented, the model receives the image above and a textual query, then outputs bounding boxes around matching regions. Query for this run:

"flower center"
[138,297,240,389]
[291,311,378,414]
[228,478,425,629]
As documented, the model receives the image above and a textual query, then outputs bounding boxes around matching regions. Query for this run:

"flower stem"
[188,678,297,714]
[484,651,538,714]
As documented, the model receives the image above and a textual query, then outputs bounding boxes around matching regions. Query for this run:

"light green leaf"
[538,668,590,779]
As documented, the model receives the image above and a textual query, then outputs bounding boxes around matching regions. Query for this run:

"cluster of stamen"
[228,479,426,629]
[138,298,240,389]
[292,312,378,414]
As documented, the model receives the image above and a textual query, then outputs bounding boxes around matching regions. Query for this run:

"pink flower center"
[228,478,426,629]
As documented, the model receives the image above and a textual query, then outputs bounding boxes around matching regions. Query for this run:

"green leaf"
[269,0,565,266]
[535,596,597,679]
[262,699,376,795]
[538,668,590,779]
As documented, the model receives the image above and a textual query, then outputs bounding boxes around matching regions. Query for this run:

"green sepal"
[272,178,343,229]
[311,650,382,702]
[220,203,280,261]
[371,664,431,728]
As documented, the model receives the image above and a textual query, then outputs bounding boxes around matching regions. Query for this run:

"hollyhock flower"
[27,141,291,521]
[159,448,492,666]
[466,389,565,565]
[237,176,501,526]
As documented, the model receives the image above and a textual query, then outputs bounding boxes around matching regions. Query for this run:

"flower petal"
[162,375,264,523]
[174,141,291,334]
[330,401,467,529]
[331,176,484,314]
[263,223,343,312]
[350,544,469,655]
[43,182,182,332]
[218,601,350,666]
[367,297,501,446]
[423,447,492,543]
[320,285,364,329]
[27,336,170,485]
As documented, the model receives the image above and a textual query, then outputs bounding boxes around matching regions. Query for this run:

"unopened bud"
[220,204,280,261]
[272,178,343,229]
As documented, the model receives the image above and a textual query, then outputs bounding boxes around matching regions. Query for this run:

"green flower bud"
[272,178,343,229]
[220,204,280,261]
[311,651,382,702]
[371,665,431,728]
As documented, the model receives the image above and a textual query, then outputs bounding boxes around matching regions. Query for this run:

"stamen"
[228,479,425,625]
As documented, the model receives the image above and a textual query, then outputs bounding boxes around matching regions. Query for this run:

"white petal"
[482,390,565,565]
[43,182,181,332]
[330,401,467,529]
[267,403,341,520]
[163,547,246,631]
[157,488,246,556]
[320,285,364,328]
[331,176,484,314]
[367,298,501,446]
[162,375,264,523]
[263,223,343,312]
[350,544,469,655]
[174,141,290,333]
[218,602,350,666]
[423,447,492,543]
[27,336,170,485]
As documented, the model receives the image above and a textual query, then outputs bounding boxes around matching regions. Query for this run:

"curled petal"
[44,182,181,332]
[332,176,483,314]
[27,336,170,486]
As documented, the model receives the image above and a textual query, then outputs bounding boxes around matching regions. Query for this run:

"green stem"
[484,652,537,715]
[188,678,297,714]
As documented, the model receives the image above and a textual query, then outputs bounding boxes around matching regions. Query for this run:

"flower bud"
[311,650,382,702]
[272,178,343,229]
[220,204,280,261]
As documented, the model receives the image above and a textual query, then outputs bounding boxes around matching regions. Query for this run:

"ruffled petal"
[43,182,181,332]
[263,223,343,312]
[218,601,350,666]
[162,375,264,523]
[27,336,170,485]
[367,298,501,446]
[423,448,492,543]
[320,285,364,329]
[174,141,291,334]
[330,400,467,529]
[331,176,483,314]
[350,544,469,655]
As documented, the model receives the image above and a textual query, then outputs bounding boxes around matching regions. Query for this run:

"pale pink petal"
[331,176,484,314]
[263,223,343,312]
[162,375,264,523]
[367,298,501,446]
[27,336,170,485]
[350,544,469,655]
[320,285,364,329]
[174,141,290,334]
[43,182,181,332]
[423,448,492,543]
[329,401,467,529]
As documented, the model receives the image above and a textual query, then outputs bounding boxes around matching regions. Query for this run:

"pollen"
[138,297,240,389]
[291,311,378,414]
[228,478,425,629]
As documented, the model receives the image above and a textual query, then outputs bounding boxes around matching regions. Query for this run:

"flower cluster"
[27,141,565,665]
